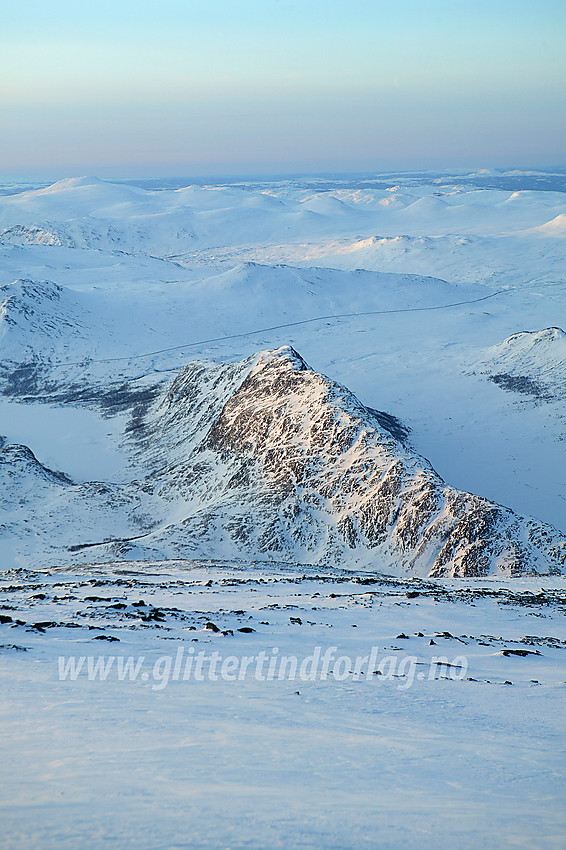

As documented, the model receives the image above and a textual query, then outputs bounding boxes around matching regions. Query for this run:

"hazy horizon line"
[3,164,566,186]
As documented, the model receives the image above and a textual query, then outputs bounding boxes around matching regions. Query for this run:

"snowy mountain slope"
[473,327,566,401]
[0,241,195,300]
[0,440,71,504]
[0,177,196,257]
[0,433,160,570]
[177,261,481,326]
[0,266,491,388]
[0,177,343,257]
[0,279,91,364]
[1,346,564,575]
[126,347,564,576]
[0,277,151,391]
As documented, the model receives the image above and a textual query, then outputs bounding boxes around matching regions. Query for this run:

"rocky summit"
[125,346,565,577]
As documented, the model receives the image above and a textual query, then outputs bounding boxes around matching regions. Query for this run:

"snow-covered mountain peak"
[128,347,565,577]
[251,344,308,372]
[504,326,566,346]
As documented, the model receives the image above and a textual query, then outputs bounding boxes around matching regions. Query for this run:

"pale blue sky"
[2,0,565,175]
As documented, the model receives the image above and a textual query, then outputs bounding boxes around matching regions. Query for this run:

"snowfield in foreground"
[2,561,566,849]
[0,169,565,848]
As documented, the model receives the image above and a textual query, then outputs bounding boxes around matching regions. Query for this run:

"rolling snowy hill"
[475,326,566,400]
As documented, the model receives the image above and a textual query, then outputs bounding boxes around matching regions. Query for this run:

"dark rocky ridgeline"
[134,346,566,577]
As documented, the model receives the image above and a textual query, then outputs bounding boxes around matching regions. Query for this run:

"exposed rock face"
[133,347,565,577]
[0,224,75,247]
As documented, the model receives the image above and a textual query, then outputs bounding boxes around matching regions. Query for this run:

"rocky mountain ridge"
[129,346,564,576]
[1,345,564,576]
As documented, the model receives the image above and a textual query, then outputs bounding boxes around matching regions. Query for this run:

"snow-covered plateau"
[0,170,565,848]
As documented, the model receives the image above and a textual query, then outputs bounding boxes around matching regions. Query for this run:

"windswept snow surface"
[2,561,566,850]
[1,169,565,848]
